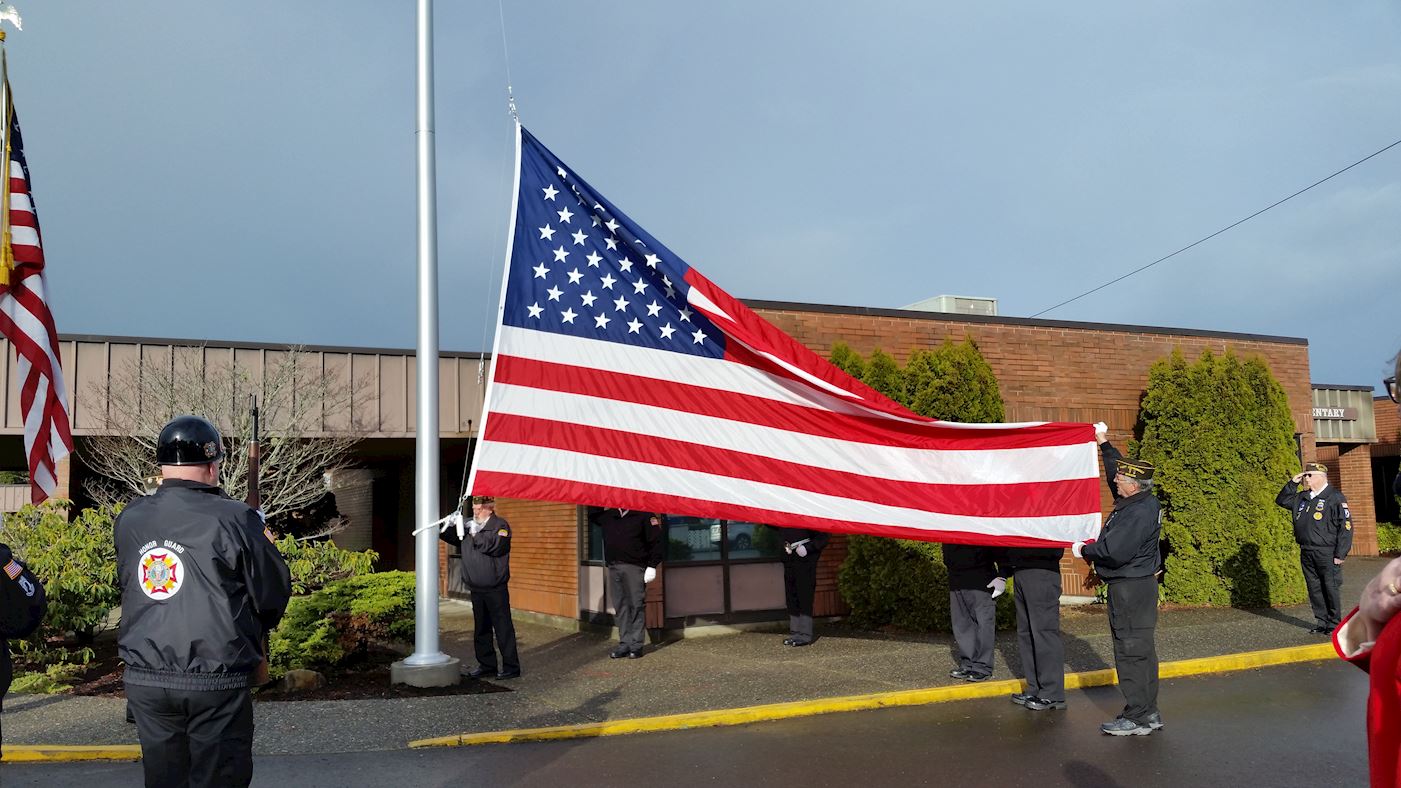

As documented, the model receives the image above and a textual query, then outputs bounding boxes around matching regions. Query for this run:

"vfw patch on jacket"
[139,545,185,600]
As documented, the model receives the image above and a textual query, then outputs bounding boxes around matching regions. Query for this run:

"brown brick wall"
[496,498,578,619]
[1376,396,1400,457]
[1336,443,1378,556]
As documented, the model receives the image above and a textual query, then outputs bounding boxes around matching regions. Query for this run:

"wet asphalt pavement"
[2,659,1371,788]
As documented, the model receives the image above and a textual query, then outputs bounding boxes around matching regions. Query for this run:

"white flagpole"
[394,0,459,685]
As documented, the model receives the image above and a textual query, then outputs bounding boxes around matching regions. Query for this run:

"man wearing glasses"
[1277,461,1353,634]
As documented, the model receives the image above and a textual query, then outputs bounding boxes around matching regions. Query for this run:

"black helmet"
[156,415,225,465]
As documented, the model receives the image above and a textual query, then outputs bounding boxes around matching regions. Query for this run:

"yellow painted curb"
[2,744,143,763]
[409,642,1338,749]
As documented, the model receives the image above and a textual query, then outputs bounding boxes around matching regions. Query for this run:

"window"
[665,517,784,563]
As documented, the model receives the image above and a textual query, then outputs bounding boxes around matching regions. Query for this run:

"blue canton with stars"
[502,129,725,359]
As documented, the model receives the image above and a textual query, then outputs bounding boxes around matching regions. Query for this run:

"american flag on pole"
[0,73,72,503]
[468,126,1100,547]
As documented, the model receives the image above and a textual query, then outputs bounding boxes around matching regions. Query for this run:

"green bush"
[276,536,377,595]
[0,500,121,669]
[1136,349,1304,607]
[834,339,1015,632]
[1379,522,1401,555]
[267,571,415,679]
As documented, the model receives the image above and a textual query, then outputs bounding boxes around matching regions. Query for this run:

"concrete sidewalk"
[2,557,1385,757]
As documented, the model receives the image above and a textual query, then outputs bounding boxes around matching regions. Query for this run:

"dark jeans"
[1012,567,1065,702]
[950,587,996,676]
[1299,547,1343,627]
[1106,576,1160,723]
[784,558,820,643]
[471,585,520,673]
[125,683,254,788]
[608,562,647,650]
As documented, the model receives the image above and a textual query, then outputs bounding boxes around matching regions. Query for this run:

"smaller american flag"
[0,73,72,503]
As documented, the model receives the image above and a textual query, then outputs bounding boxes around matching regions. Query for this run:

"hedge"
[1379,522,1401,555]
[267,571,415,679]
[834,339,1016,632]
[1136,349,1304,607]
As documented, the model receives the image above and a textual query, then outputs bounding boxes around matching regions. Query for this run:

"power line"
[1030,135,1401,318]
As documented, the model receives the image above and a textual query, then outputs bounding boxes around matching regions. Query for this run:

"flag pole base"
[391,655,461,688]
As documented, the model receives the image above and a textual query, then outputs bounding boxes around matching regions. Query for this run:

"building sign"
[1312,406,1358,420]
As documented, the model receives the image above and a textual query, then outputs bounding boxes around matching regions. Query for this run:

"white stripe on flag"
[489,383,1094,485]
[476,441,1102,542]
[9,225,38,248]
[8,192,31,213]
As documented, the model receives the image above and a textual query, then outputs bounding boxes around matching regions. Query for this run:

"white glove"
[795,544,808,558]
[438,511,468,541]
[469,518,486,536]
[643,566,657,583]
[987,577,1006,599]
[1092,421,1108,434]
[1072,541,1085,559]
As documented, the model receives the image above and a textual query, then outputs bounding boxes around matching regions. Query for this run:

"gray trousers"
[950,588,996,676]
[1107,576,1159,723]
[1012,567,1065,702]
[608,562,647,650]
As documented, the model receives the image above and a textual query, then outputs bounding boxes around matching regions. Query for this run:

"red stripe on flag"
[493,354,1090,450]
[474,470,1087,548]
[484,414,1101,517]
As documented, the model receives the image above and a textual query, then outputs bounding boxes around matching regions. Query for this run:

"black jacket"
[1276,481,1353,559]
[777,527,829,565]
[999,547,1064,573]
[1081,443,1162,582]
[942,544,1002,590]
[114,479,292,691]
[442,513,512,591]
[592,509,663,568]
[0,542,46,705]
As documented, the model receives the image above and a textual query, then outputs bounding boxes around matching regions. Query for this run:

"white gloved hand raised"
[1093,422,1108,444]
[987,577,1006,599]
[643,566,657,584]
[469,518,486,536]
[1072,541,1085,559]
[437,511,467,541]
[795,544,808,558]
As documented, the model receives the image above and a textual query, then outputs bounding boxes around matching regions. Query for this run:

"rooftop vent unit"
[900,295,998,317]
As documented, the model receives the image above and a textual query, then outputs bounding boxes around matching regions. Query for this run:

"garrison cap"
[1116,457,1154,481]
[470,495,496,505]
[1304,462,1328,474]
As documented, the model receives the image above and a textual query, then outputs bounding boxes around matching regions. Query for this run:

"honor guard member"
[942,543,1005,681]
[1073,426,1164,736]
[441,496,520,678]
[591,508,663,659]
[1003,542,1067,711]
[1276,461,1353,634]
[778,527,829,646]
[115,415,291,788]
[0,540,46,754]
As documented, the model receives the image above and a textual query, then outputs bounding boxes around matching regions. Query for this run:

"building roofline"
[56,333,488,360]
[1312,383,1379,392]
[743,299,1310,345]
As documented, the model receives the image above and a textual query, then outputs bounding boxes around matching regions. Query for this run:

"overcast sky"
[8,2,1400,391]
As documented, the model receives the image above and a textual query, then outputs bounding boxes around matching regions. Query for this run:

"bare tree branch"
[80,346,374,521]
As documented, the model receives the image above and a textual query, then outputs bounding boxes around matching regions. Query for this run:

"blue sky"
[8,2,1401,390]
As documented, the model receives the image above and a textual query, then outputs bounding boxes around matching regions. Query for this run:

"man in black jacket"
[1276,461,1353,634]
[442,496,520,678]
[778,527,829,646]
[1073,426,1163,736]
[0,541,46,755]
[592,508,662,658]
[942,543,1005,680]
[115,415,291,788]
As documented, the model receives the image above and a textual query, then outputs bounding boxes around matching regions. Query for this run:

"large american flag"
[468,127,1100,547]
[0,88,72,503]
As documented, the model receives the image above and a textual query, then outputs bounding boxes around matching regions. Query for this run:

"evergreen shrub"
[1136,349,1304,607]
[267,571,415,679]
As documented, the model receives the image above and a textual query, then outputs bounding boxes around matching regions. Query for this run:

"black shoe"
[1010,692,1034,707]
[783,637,797,646]
[788,639,812,647]
[610,645,631,659]
[1308,625,1330,635]
[950,668,971,680]
[465,666,495,679]
[627,649,644,659]
[1024,697,1067,711]
[963,672,991,683]
[495,670,521,680]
